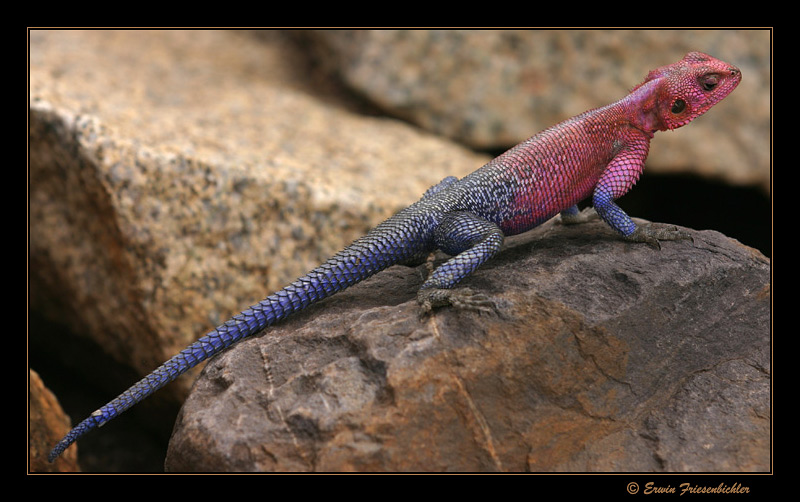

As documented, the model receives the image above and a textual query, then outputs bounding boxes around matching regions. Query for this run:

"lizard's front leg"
[593,189,692,249]
[417,211,503,313]
[592,137,692,249]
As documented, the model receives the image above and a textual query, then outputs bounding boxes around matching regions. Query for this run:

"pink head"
[633,52,741,131]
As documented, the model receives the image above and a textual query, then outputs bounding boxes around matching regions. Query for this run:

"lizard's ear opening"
[664,95,694,130]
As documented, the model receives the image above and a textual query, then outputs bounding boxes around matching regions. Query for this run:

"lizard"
[48,52,741,462]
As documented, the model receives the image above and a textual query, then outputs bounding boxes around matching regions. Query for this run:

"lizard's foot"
[625,223,693,250]
[417,287,495,316]
[560,207,599,225]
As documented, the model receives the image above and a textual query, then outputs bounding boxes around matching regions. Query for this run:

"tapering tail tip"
[48,438,71,463]
[47,416,97,462]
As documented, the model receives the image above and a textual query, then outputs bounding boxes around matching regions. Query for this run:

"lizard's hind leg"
[417,211,503,313]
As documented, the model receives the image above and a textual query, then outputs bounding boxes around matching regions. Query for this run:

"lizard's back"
[448,103,644,235]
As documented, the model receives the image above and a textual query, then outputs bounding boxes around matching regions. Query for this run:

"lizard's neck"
[616,79,665,137]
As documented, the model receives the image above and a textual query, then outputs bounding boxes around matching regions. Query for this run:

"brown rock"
[29,370,79,472]
[165,219,770,472]
[29,30,488,401]
[303,29,771,191]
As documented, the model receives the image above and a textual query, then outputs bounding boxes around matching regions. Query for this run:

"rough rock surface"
[29,30,488,404]
[302,29,770,190]
[29,370,79,472]
[165,220,770,472]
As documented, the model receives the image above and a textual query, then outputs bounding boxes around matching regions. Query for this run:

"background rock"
[165,220,770,472]
[301,29,770,190]
[30,30,489,472]
[29,369,79,472]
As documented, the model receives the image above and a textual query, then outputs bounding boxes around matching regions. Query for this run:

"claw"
[417,287,496,316]
[625,223,693,250]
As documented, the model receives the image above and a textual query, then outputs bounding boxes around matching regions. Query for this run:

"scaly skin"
[48,52,740,462]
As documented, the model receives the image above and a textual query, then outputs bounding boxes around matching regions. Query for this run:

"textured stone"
[29,370,79,472]
[165,219,770,472]
[29,30,488,398]
[304,29,771,191]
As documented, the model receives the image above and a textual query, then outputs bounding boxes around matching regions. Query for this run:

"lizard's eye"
[699,73,720,91]
[671,99,686,114]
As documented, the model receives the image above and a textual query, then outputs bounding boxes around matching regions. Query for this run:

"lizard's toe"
[625,223,694,250]
[417,287,496,316]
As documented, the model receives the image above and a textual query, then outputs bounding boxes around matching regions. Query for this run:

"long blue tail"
[48,211,434,462]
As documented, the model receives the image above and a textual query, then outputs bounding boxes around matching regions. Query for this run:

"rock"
[302,30,771,191]
[165,219,770,472]
[29,30,488,402]
[29,370,79,472]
